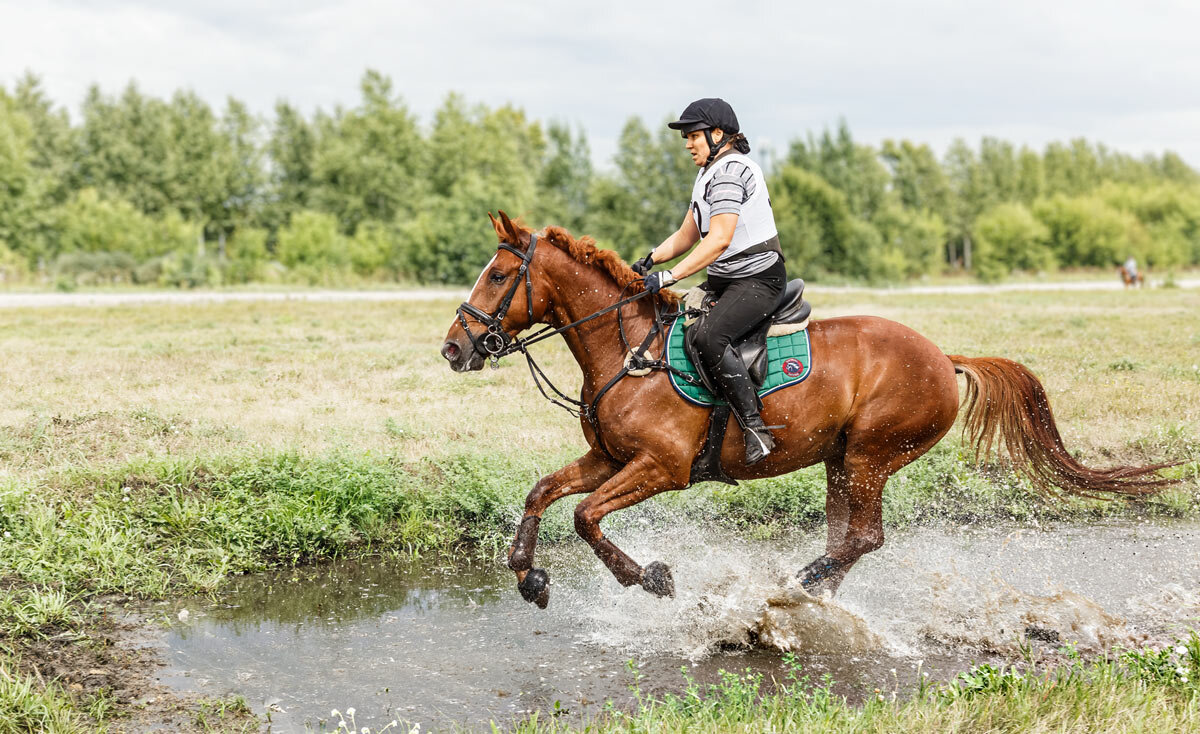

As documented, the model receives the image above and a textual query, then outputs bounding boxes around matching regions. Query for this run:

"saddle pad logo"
[782,358,804,377]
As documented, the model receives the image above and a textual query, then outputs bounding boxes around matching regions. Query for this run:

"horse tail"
[948,355,1181,498]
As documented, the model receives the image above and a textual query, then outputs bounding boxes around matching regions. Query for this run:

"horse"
[1119,265,1145,288]
[441,212,1179,609]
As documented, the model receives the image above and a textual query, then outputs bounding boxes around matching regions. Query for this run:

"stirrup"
[744,424,776,465]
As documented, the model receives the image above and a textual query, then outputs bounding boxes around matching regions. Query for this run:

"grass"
[0,287,1198,730]
[0,657,87,734]
[505,633,1200,733]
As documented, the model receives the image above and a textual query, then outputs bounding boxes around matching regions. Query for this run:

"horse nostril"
[441,341,460,362]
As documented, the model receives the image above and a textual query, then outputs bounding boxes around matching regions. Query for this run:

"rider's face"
[684,129,723,166]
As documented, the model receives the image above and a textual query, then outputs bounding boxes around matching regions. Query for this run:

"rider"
[1124,254,1138,280]
[633,98,786,465]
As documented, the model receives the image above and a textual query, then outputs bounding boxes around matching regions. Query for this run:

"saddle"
[681,279,812,486]
[683,279,812,391]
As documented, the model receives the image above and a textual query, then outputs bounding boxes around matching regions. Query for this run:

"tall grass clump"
[0,587,81,639]
[0,449,566,598]
[0,658,86,734]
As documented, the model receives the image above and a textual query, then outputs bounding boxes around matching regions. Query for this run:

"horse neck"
[541,253,657,393]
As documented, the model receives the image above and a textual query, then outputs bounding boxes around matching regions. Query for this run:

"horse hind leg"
[806,406,958,595]
[799,451,887,595]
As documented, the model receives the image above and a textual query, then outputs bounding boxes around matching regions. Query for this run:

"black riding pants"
[690,259,786,372]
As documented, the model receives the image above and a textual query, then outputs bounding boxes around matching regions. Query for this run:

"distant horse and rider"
[441,212,1181,609]
[1119,255,1145,288]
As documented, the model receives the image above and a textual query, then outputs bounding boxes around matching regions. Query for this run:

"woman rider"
[633,98,786,465]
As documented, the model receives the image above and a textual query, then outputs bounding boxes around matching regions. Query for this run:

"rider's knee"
[691,327,729,368]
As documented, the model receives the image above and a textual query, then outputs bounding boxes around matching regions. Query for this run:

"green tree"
[77,82,175,216]
[944,139,989,269]
[978,137,1019,204]
[873,203,947,279]
[768,165,862,277]
[536,121,591,232]
[53,188,196,261]
[1033,193,1143,267]
[263,101,316,232]
[311,70,424,234]
[211,98,264,245]
[880,139,951,222]
[275,210,348,280]
[1015,147,1044,204]
[0,92,39,262]
[1098,182,1200,267]
[787,121,889,221]
[10,73,75,205]
[973,202,1053,279]
[584,117,693,259]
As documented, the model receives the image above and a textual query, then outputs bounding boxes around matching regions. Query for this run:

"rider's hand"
[643,270,677,294]
[631,251,656,276]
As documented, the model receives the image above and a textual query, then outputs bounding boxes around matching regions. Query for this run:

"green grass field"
[1,286,1198,731]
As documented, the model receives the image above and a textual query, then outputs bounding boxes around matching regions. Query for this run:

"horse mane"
[503,219,681,308]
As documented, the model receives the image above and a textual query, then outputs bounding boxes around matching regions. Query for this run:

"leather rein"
[455,233,699,457]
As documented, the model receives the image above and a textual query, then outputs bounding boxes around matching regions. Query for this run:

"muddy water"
[157,521,1200,731]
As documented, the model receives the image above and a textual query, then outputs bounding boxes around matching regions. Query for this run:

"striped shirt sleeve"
[705,161,756,217]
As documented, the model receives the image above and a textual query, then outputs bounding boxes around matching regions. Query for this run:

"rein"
[455,233,703,458]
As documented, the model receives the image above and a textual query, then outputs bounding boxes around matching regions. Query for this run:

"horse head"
[441,211,553,372]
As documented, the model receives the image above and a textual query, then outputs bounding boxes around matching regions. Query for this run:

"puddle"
[156,520,1200,731]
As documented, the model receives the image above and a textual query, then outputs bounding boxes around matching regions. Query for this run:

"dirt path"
[0,289,471,308]
[0,278,1195,308]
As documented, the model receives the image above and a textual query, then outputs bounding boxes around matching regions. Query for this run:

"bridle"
[454,231,702,458]
[455,234,539,361]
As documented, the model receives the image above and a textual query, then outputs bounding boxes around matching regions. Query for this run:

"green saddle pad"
[665,312,812,407]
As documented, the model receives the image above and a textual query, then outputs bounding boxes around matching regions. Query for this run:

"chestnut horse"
[1120,265,1145,288]
[441,212,1178,609]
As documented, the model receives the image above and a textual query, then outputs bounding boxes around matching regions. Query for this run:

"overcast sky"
[3,0,1199,169]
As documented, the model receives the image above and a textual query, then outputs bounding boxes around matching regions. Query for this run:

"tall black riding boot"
[712,345,776,465]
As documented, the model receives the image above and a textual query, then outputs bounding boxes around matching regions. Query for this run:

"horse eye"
[489,271,506,284]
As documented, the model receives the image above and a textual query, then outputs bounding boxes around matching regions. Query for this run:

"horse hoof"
[798,555,842,594]
[519,568,550,609]
[641,562,675,598]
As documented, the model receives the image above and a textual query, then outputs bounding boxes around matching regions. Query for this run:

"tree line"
[2,70,1198,288]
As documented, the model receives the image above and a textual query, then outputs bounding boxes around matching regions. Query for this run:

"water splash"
[556,530,886,658]
[919,570,1143,653]
[759,589,885,653]
[1126,584,1200,622]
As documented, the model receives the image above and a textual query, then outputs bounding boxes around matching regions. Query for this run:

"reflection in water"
[158,520,1200,732]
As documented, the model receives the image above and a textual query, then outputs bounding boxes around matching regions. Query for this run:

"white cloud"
[2,0,1198,167]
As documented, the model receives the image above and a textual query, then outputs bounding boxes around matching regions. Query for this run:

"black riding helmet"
[667,98,745,166]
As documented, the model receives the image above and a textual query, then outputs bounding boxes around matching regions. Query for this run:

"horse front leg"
[507,449,619,608]
[572,455,684,598]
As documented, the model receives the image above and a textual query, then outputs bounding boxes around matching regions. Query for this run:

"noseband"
[456,233,539,363]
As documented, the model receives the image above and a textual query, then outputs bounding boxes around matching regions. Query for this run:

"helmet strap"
[703,129,723,167]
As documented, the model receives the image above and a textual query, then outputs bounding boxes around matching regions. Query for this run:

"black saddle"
[684,278,812,390]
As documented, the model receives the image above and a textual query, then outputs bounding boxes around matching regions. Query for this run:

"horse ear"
[497,210,520,244]
[488,212,506,242]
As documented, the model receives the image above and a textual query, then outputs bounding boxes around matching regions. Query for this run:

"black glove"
[643,270,676,294]
[631,251,655,276]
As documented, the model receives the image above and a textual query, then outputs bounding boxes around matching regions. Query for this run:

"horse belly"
[719,316,958,481]
[722,363,852,480]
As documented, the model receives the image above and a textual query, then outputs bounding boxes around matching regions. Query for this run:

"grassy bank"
[2,443,1197,601]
